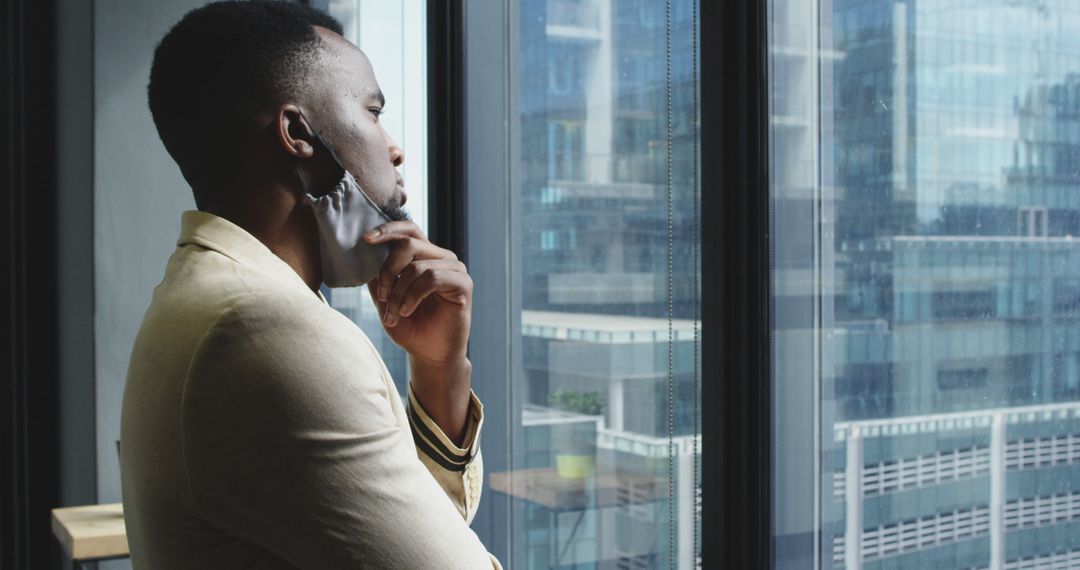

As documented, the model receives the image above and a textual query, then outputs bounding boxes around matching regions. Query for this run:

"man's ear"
[277,104,316,159]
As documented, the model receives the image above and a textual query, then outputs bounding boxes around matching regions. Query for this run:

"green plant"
[548,389,605,415]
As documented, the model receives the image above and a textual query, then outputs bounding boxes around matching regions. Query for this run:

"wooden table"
[489,467,667,566]
[51,503,129,568]
[489,466,666,509]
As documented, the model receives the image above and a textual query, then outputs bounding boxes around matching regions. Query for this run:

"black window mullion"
[700,0,772,567]
[426,0,466,261]
[2,0,62,567]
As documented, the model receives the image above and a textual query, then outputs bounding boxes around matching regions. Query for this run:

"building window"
[936,366,990,391]
[547,120,584,181]
[1018,206,1049,238]
[548,45,585,95]
[770,0,1080,567]
[483,1,702,567]
[932,289,996,320]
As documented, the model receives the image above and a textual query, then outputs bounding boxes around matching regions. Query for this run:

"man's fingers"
[384,260,433,325]
[363,220,427,243]
[393,274,438,323]
[383,259,468,326]
[375,238,456,303]
[366,279,384,311]
[400,269,471,318]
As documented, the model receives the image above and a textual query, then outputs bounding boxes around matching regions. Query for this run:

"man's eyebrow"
[376,90,385,108]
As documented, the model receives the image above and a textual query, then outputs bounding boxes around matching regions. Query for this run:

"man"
[119,2,501,568]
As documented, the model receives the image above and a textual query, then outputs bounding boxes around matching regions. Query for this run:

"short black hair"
[148,1,343,201]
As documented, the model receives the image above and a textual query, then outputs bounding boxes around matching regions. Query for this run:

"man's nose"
[389,144,404,168]
[386,132,404,167]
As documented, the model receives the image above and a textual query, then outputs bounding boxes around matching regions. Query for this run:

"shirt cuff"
[406,384,483,472]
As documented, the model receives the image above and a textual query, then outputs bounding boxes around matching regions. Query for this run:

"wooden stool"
[51,503,129,569]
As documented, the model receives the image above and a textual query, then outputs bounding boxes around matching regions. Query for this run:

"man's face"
[306,27,407,217]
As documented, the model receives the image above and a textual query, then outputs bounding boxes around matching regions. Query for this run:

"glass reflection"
[771,0,1080,568]
[495,0,702,568]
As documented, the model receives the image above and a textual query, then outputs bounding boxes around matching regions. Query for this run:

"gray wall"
[56,1,206,567]
[90,3,204,568]
[93,0,201,510]
[57,0,98,515]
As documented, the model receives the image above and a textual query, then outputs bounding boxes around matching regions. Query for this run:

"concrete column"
[892,2,908,196]
[845,427,864,570]
[677,445,696,569]
[990,413,1005,570]
[609,376,624,431]
[583,0,612,184]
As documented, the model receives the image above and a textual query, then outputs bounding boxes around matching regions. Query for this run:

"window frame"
[427,0,467,260]
[442,0,774,567]
[2,0,64,567]
[433,0,521,564]
[701,0,772,567]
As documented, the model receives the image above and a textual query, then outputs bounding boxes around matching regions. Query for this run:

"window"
[771,0,1080,568]
[548,46,585,96]
[932,289,996,320]
[936,366,990,391]
[470,0,703,567]
[310,0,427,395]
[1018,206,1049,238]
[547,120,584,181]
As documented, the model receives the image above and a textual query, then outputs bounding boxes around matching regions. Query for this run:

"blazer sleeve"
[181,295,502,570]
[406,382,486,524]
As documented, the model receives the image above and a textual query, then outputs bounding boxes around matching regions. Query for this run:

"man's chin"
[381,204,412,222]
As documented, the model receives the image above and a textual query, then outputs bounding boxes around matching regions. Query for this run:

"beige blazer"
[120,210,502,569]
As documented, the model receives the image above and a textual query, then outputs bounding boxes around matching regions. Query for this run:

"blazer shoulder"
[182,287,394,444]
[191,287,377,381]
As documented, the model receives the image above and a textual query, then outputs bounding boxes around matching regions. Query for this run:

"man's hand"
[363,221,473,445]
[363,221,472,363]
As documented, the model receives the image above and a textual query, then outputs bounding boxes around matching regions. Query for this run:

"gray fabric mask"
[297,113,391,288]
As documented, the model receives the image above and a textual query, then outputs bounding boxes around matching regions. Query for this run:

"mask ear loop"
[291,155,314,199]
[291,110,345,200]
[299,110,350,172]
[295,110,397,221]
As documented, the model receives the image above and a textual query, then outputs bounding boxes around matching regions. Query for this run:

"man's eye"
[369,108,383,119]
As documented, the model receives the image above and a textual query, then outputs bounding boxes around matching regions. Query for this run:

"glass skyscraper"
[772,0,1080,568]
[504,0,701,568]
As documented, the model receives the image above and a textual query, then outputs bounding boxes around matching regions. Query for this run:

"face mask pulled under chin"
[305,171,392,288]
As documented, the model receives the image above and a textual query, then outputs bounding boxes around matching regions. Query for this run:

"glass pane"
[494,0,701,568]
[309,0,428,395]
[771,0,1080,568]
